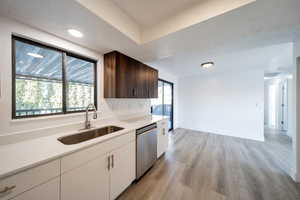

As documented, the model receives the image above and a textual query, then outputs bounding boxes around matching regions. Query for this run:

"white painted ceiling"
[111,0,203,28]
[0,0,299,78]
[77,0,255,43]
[148,43,294,78]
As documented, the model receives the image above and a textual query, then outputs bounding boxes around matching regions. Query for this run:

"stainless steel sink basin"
[58,126,124,145]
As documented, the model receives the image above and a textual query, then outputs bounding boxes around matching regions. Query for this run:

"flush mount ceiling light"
[27,52,44,58]
[68,29,83,38]
[201,62,214,68]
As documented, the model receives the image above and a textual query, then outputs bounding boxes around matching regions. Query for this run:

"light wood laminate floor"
[118,128,300,200]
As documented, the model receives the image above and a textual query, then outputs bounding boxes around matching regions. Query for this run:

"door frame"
[159,78,174,131]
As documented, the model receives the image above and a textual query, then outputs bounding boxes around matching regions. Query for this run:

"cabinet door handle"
[162,128,165,135]
[0,185,16,194]
[108,155,111,170]
[133,88,136,97]
[111,155,114,168]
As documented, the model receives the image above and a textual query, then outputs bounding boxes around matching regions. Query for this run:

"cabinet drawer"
[0,160,60,200]
[61,131,135,173]
[12,178,59,200]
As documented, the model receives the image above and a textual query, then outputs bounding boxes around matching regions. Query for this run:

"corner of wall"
[291,167,300,182]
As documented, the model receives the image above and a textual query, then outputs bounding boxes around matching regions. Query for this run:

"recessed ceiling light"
[68,29,83,38]
[201,62,214,68]
[27,52,44,58]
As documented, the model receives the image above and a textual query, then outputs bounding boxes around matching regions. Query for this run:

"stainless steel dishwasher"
[136,123,157,179]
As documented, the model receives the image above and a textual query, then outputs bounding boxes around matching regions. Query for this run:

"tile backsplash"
[105,99,151,117]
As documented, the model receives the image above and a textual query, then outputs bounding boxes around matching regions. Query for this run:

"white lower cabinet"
[110,141,135,199]
[61,139,136,200]
[157,120,169,158]
[12,178,59,200]
[61,153,110,200]
[0,160,60,200]
[1,131,136,200]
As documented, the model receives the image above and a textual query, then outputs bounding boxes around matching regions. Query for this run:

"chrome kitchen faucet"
[84,103,97,129]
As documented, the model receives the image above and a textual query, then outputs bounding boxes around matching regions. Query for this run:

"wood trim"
[104,52,117,98]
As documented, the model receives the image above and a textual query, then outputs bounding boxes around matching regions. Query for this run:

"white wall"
[0,17,150,137]
[178,69,264,141]
[264,81,270,126]
[287,78,294,138]
[292,37,300,181]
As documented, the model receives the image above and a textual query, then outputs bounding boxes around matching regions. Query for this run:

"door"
[147,67,158,98]
[136,62,148,98]
[110,142,136,200]
[117,54,137,98]
[151,79,174,131]
[264,77,288,132]
[12,178,59,200]
[61,154,110,200]
[280,80,288,131]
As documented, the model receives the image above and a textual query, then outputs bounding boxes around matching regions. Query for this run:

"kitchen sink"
[58,126,124,145]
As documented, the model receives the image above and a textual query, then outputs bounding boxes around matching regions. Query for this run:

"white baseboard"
[291,168,300,182]
[178,127,265,142]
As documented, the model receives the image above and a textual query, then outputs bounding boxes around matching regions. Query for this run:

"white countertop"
[0,115,167,179]
[120,114,168,126]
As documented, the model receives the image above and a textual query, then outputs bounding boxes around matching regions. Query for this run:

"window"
[12,36,97,118]
[151,79,174,131]
[66,55,96,112]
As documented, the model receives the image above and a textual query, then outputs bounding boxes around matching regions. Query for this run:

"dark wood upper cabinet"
[104,51,158,98]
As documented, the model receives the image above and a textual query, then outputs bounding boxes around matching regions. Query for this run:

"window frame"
[150,79,174,131]
[12,35,98,119]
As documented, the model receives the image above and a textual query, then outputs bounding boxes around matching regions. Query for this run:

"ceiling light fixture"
[27,52,44,58]
[68,29,83,38]
[201,62,214,68]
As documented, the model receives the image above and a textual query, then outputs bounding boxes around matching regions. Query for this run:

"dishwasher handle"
[136,123,157,135]
[137,128,157,136]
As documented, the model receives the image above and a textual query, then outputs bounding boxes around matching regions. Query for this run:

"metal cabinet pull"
[0,185,16,194]
[111,155,114,168]
[108,156,111,170]
[162,128,165,135]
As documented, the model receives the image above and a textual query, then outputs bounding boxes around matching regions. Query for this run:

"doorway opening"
[151,79,174,131]
[264,75,288,133]
[264,73,293,173]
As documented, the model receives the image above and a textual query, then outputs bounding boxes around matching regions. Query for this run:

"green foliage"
[67,82,94,111]
[15,78,62,115]
[16,78,94,115]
